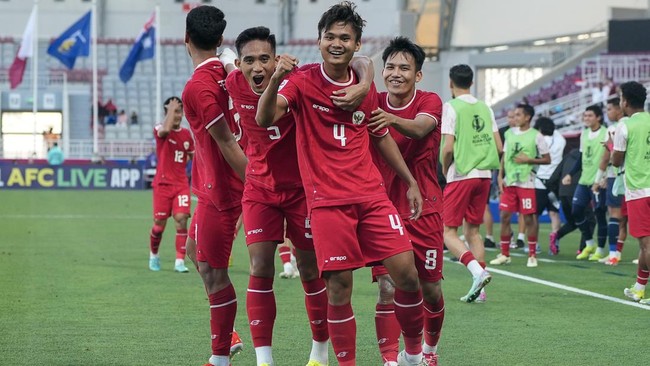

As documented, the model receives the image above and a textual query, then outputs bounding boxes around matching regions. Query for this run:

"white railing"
[581,54,650,87]
[67,139,153,159]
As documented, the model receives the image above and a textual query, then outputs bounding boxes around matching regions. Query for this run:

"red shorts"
[499,186,537,215]
[627,197,650,238]
[372,213,444,282]
[153,184,191,219]
[443,178,491,227]
[193,200,242,268]
[242,183,313,250]
[621,197,628,217]
[310,198,412,275]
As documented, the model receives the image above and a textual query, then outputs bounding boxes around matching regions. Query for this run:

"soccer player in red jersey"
[367,37,445,366]
[227,26,374,366]
[149,97,194,273]
[182,6,248,366]
[256,3,426,365]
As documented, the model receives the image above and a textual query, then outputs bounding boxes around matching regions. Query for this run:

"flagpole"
[155,4,161,124]
[32,1,38,158]
[92,0,99,155]
[62,72,69,158]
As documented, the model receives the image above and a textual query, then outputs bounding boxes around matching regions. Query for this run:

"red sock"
[637,268,649,286]
[423,296,444,349]
[328,303,356,366]
[302,279,329,342]
[150,225,164,254]
[478,261,486,269]
[208,284,237,356]
[246,276,276,347]
[175,228,187,259]
[500,235,510,257]
[375,303,399,363]
[528,236,537,258]
[459,251,476,267]
[394,288,423,356]
[278,245,291,265]
[616,240,624,252]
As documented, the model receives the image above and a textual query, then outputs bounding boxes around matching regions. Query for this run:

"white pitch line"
[486,266,650,311]
[0,214,149,220]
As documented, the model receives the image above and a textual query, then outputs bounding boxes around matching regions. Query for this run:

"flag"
[8,6,36,89]
[119,13,155,83]
[47,11,91,69]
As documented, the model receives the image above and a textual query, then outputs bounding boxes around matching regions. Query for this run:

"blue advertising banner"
[0,162,145,190]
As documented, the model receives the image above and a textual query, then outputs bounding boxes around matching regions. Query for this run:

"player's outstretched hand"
[407,184,423,220]
[331,82,369,111]
[273,54,299,80]
[369,108,397,133]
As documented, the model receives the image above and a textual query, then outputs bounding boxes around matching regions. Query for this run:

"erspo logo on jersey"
[0,162,145,190]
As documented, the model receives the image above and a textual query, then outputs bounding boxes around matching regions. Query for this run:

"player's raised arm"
[157,98,182,138]
[256,54,297,127]
[207,120,247,181]
[371,133,423,220]
[331,56,374,111]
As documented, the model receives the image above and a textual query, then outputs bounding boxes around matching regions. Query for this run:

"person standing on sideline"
[149,97,194,273]
[256,3,427,365]
[534,117,566,255]
[368,37,445,365]
[613,81,650,304]
[491,104,550,268]
[441,64,502,301]
[599,98,626,265]
[47,142,64,166]
[182,6,248,366]
[563,105,609,261]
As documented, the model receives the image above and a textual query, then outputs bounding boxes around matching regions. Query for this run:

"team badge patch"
[352,111,365,125]
[183,141,190,150]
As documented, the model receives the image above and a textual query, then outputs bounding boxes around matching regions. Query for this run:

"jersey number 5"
[267,126,281,140]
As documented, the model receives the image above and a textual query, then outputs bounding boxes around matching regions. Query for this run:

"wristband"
[219,47,237,67]
[594,169,605,183]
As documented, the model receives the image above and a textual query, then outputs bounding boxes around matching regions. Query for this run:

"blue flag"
[119,15,156,83]
[47,11,91,69]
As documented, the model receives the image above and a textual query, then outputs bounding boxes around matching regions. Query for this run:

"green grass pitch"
[0,190,646,365]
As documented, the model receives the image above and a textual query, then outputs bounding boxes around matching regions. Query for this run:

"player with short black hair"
[256,2,427,365]
[148,96,194,273]
[183,5,247,366]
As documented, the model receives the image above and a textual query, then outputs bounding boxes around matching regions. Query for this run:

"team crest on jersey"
[183,141,190,150]
[278,80,288,91]
[352,111,365,125]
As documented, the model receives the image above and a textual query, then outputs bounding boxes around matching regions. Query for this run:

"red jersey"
[278,63,388,210]
[152,125,194,187]
[225,69,301,191]
[182,57,243,210]
[375,90,443,218]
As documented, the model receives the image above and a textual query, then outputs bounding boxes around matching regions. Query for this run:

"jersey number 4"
[333,124,347,147]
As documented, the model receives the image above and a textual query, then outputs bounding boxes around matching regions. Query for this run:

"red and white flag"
[8,6,36,89]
